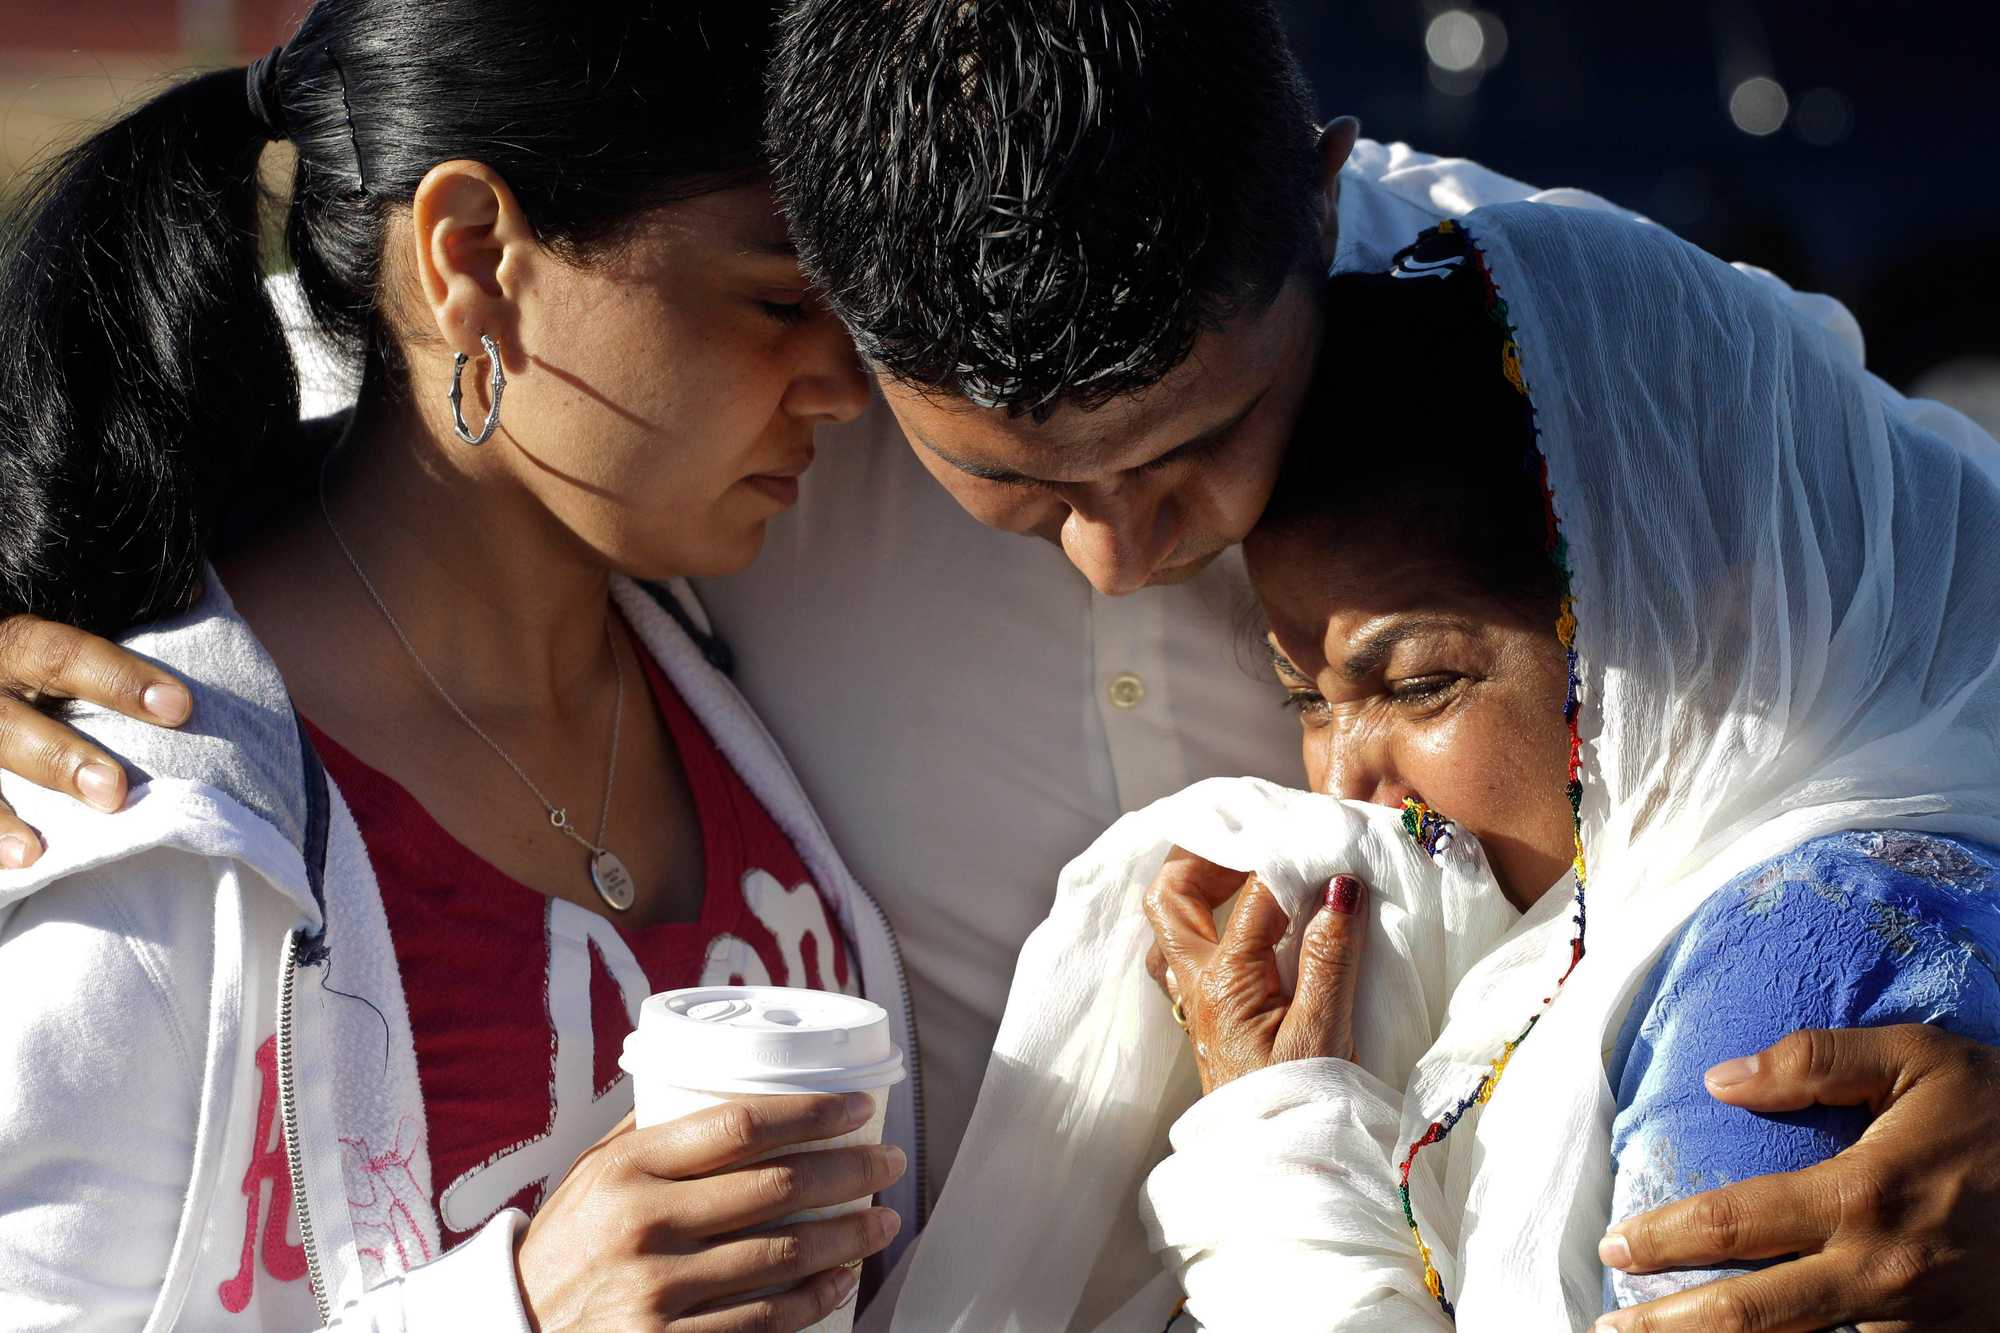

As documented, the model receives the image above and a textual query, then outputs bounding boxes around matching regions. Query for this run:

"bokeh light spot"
[1426,10,1486,74]
[1729,76,1790,136]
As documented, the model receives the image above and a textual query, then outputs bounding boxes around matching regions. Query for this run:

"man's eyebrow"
[911,432,1042,485]
[743,233,799,258]
[1339,615,1476,681]
[908,388,1270,487]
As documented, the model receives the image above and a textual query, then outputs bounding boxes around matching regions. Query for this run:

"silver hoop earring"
[447,334,507,445]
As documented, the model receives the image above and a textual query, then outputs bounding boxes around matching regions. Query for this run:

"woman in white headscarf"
[882,203,2000,1332]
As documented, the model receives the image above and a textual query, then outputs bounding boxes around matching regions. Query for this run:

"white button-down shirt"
[694,139,1882,1203]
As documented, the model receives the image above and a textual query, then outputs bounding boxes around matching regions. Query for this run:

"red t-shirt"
[305,629,857,1246]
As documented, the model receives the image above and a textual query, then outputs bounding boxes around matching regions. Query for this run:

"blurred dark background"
[1277,0,2000,427]
[2,2,1993,425]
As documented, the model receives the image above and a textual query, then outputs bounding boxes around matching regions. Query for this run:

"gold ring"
[1171,997,1189,1030]
[842,1258,865,1273]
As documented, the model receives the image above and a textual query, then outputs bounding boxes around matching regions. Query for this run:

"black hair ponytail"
[0,2,779,639]
[0,68,298,636]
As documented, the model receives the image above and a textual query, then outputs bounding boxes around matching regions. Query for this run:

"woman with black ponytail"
[0,5,915,1329]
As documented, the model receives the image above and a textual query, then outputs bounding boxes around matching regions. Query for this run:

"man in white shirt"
[3,0,1995,1325]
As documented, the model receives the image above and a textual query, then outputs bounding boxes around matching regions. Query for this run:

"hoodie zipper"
[725,694,930,1230]
[847,882,929,1230]
[775,786,929,1230]
[277,934,333,1325]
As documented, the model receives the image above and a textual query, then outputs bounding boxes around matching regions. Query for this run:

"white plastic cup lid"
[619,986,906,1095]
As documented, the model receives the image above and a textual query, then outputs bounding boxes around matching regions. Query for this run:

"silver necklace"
[318,482,638,912]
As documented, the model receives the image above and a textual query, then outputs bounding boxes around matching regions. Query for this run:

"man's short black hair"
[769,0,1322,417]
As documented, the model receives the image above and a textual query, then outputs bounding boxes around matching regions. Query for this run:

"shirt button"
[1107,672,1147,709]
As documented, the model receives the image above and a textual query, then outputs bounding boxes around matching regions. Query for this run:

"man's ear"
[1315,116,1361,267]
[408,160,540,376]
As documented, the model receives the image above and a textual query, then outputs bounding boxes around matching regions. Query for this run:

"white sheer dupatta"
[887,784,1517,1331]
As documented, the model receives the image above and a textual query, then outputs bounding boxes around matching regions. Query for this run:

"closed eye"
[1388,673,1466,707]
[1267,638,1330,715]
[757,297,811,326]
[1137,430,1227,474]
[1279,689,1330,715]
[1133,389,1266,475]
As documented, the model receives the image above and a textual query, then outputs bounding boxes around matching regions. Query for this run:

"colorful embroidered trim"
[1401,797,1457,863]
[1391,219,1592,1321]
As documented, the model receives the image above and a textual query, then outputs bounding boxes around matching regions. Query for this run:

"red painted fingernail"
[1326,875,1361,914]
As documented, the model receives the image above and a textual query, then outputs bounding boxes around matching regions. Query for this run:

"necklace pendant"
[590,849,636,913]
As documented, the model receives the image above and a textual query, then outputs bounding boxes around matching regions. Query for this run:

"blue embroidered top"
[1605,830,2000,1312]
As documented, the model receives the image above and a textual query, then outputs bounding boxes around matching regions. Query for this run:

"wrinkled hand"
[518,1092,905,1333]
[1596,1024,2000,1332]
[0,613,192,867]
[1140,846,1367,1095]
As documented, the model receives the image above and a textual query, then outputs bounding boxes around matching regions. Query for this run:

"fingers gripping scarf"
[891,204,2000,1331]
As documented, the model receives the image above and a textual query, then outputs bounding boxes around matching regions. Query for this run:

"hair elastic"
[244,45,287,141]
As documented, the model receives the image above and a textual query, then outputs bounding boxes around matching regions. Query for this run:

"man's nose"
[1058,491,1179,596]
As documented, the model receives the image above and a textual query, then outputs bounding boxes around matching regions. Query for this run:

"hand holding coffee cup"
[514,986,908,1333]
[631,986,908,1330]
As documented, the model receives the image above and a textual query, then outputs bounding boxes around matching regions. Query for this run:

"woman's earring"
[447,333,507,445]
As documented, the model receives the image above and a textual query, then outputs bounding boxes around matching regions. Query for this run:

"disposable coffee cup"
[620,986,906,1333]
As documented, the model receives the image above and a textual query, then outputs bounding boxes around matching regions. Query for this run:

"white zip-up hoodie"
[0,571,923,1331]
